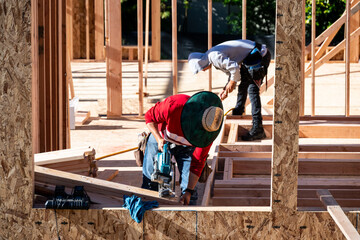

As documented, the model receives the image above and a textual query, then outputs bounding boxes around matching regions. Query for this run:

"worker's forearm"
[146,122,162,142]
[187,172,200,190]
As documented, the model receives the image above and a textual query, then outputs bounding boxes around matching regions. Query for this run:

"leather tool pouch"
[198,161,213,183]
[134,132,150,167]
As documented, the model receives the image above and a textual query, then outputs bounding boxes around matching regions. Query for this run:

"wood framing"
[1,1,360,239]
[106,0,122,117]
[151,0,161,61]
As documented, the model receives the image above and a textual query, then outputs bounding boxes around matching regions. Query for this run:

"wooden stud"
[66,0,73,60]
[86,0,90,60]
[350,0,360,63]
[208,0,212,91]
[311,0,316,116]
[172,0,178,95]
[106,0,122,117]
[345,0,351,117]
[300,0,305,116]
[144,0,150,92]
[151,0,161,61]
[137,0,144,116]
[95,0,105,60]
[242,0,246,40]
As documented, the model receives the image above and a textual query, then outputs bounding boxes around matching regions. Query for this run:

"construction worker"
[141,91,223,205]
[188,39,271,141]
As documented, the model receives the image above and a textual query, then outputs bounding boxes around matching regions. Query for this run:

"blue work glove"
[122,195,159,223]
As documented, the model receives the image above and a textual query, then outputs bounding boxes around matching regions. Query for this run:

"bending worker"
[141,91,223,205]
[188,39,271,141]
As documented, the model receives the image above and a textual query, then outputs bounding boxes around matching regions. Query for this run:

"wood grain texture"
[0,1,359,239]
[272,0,302,212]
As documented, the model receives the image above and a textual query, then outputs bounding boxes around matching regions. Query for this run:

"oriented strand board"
[0,1,359,240]
[272,0,302,212]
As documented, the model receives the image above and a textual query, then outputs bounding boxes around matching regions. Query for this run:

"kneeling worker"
[141,91,223,205]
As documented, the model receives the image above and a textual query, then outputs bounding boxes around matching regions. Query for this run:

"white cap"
[188,52,210,74]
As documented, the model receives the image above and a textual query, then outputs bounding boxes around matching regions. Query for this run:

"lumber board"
[219,143,360,152]
[218,151,359,160]
[34,146,95,165]
[227,124,238,144]
[317,190,360,240]
[96,169,119,181]
[229,157,360,176]
[75,110,90,125]
[35,166,179,205]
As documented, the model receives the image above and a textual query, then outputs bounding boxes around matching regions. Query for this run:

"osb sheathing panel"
[271,0,302,214]
[0,1,359,239]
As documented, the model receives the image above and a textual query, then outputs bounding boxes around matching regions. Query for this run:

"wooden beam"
[317,189,360,240]
[242,0,246,39]
[144,0,150,92]
[137,0,144,116]
[350,0,360,63]
[34,146,95,165]
[66,0,73,60]
[95,0,105,60]
[35,166,179,205]
[345,0,351,117]
[151,0,161,61]
[208,0,212,91]
[96,169,119,181]
[172,0,178,95]
[106,0,122,117]
[311,0,316,116]
[300,0,305,116]
[86,0,90,60]
[227,124,238,144]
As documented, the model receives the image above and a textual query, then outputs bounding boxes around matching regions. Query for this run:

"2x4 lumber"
[208,0,212,91]
[346,0,351,117]
[222,158,233,180]
[35,166,178,205]
[172,0,178,95]
[66,0,73,60]
[151,0,161,60]
[137,0,144,116]
[34,146,94,165]
[106,0,122,117]
[32,0,40,154]
[230,157,360,176]
[75,110,90,125]
[227,124,238,143]
[311,0,316,116]
[304,1,360,55]
[350,0,360,62]
[219,151,359,159]
[95,0,105,60]
[219,143,360,152]
[242,0,246,39]
[211,196,360,208]
[226,115,360,121]
[215,176,360,188]
[201,120,226,206]
[86,0,90,60]
[317,189,360,240]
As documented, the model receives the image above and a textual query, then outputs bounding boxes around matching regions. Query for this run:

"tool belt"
[134,132,150,167]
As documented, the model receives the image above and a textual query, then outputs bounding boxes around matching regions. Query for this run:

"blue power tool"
[151,143,175,197]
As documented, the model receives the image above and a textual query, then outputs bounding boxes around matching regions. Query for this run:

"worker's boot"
[241,122,266,141]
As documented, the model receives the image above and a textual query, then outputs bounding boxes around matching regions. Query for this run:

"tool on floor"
[151,143,175,198]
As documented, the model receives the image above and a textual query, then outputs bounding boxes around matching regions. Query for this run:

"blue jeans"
[233,51,271,125]
[141,134,195,194]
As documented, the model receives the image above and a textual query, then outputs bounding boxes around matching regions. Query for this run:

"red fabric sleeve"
[190,143,212,177]
[144,99,170,124]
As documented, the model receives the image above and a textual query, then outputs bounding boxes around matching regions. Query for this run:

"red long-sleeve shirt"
[144,94,211,177]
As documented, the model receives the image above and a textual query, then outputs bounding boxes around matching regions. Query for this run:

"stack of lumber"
[205,116,360,209]
[34,146,97,177]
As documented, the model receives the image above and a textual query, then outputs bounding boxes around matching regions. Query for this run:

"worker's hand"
[157,138,166,152]
[225,80,236,93]
[180,192,191,205]
[219,89,228,100]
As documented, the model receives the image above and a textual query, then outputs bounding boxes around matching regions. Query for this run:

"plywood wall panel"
[144,211,196,240]
[271,0,302,213]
